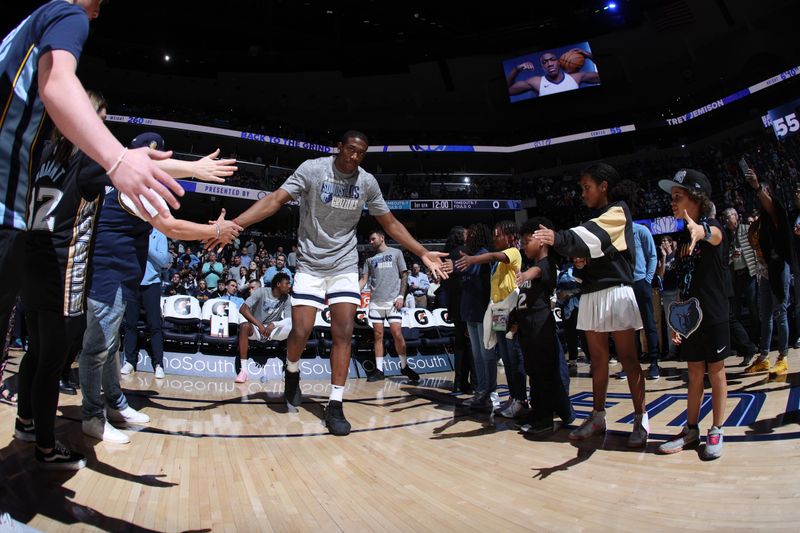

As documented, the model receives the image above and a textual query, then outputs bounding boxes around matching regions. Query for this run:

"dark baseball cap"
[129,132,165,151]
[658,168,712,196]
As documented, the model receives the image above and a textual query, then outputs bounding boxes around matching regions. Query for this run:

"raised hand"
[422,251,450,280]
[516,61,535,71]
[454,250,474,272]
[533,225,555,246]
[683,210,705,255]
[192,149,238,183]
[111,147,183,219]
[204,208,243,252]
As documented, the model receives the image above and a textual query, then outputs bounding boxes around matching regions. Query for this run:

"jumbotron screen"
[503,41,601,103]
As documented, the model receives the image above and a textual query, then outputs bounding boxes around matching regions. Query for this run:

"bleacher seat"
[198,298,241,354]
[162,295,202,351]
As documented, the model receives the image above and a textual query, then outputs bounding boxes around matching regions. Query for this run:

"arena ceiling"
[6,1,800,149]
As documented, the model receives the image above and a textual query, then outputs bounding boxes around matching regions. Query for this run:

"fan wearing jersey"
[0,0,186,402]
[13,91,111,470]
[656,169,729,459]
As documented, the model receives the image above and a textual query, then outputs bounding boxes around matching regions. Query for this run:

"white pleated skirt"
[576,284,643,332]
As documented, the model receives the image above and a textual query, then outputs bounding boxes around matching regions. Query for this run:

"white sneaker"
[490,392,500,409]
[498,399,525,418]
[82,418,130,444]
[568,410,607,441]
[154,365,165,379]
[627,412,649,448]
[120,362,134,375]
[107,406,150,424]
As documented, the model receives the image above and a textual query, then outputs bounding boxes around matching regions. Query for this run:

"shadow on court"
[0,414,183,532]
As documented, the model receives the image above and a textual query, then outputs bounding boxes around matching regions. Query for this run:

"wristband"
[215,223,221,239]
[702,221,712,241]
[107,148,128,176]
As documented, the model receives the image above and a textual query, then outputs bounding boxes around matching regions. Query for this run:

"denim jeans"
[466,321,497,399]
[758,264,790,356]
[495,334,527,401]
[79,287,130,421]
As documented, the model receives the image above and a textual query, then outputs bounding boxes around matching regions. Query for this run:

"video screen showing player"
[504,41,600,103]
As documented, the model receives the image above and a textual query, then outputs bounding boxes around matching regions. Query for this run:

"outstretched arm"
[233,188,293,230]
[157,149,237,183]
[152,209,242,246]
[745,169,778,225]
[455,250,510,271]
[375,212,448,279]
[38,50,182,218]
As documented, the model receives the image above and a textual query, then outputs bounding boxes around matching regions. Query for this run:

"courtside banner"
[352,354,453,377]
[121,350,359,380]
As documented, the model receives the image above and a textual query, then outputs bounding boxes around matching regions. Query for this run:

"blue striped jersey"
[0,1,89,229]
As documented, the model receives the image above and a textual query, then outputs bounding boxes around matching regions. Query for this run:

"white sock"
[399,355,408,368]
[329,384,344,402]
[286,359,299,373]
[637,411,650,432]
[375,356,384,372]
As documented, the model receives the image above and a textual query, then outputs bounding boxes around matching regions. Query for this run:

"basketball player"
[206,131,448,436]
[507,48,599,97]
[235,273,293,383]
[359,229,420,383]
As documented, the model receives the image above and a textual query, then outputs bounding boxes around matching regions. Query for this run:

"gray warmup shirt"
[245,287,291,324]
[363,247,407,307]
[281,156,389,276]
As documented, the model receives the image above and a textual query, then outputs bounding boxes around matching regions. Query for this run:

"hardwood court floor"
[2,350,800,532]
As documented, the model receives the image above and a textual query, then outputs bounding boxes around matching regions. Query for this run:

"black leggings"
[518,313,574,423]
[17,310,81,449]
[123,283,164,368]
[452,320,473,389]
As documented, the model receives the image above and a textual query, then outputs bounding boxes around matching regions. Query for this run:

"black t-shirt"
[516,256,555,318]
[24,146,110,315]
[674,218,729,326]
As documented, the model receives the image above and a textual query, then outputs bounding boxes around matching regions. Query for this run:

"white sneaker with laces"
[627,412,650,448]
[82,418,130,444]
[154,365,165,379]
[568,410,607,441]
[120,362,134,375]
[107,406,150,424]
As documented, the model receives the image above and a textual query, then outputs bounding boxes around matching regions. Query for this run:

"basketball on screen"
[559,50,585,73]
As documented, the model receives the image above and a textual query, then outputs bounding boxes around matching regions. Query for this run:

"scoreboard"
[385,199,522,211]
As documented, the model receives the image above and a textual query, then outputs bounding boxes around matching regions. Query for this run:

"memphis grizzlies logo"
[320,180,361,210]
[668,298,703,338]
